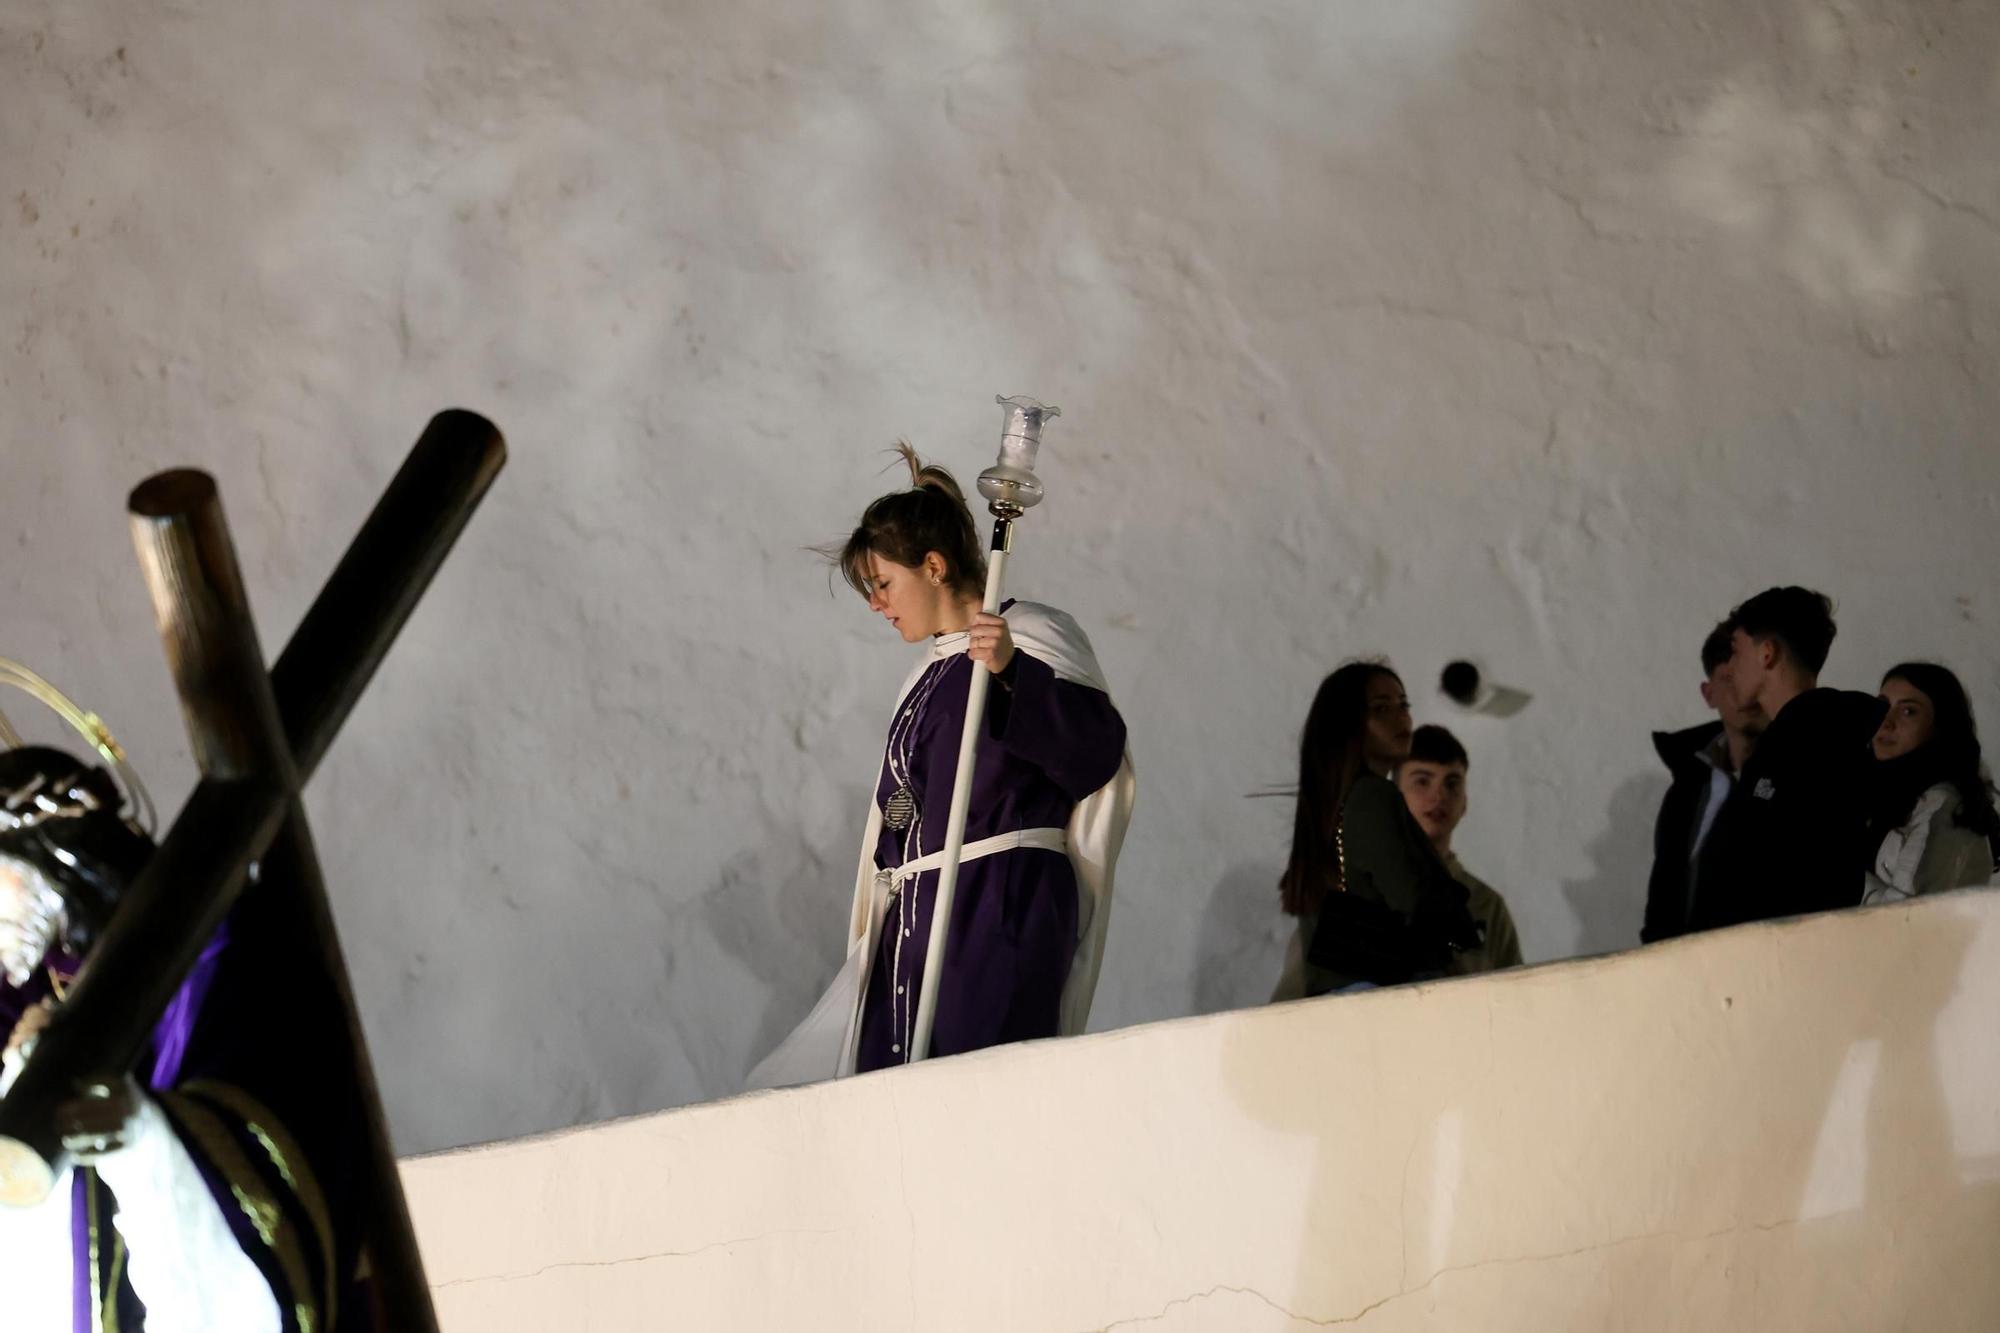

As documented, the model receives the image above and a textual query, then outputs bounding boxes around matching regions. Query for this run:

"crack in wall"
[1084,1283,1355,1332]
[1081,1217,1812,1332]
[431,1227,843,1291]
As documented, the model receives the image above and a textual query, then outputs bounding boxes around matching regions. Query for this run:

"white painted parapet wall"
[405,893,2000,1330]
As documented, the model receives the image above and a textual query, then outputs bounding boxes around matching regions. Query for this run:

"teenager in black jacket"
[1641,621,1766,943]
[1689,587,1887,931]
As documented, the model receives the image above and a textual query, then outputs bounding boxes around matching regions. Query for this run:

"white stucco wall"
[404,893,2000,1330]
[4,1,1998,1152]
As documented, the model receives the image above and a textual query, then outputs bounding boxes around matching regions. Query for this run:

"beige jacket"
[1862,783,1995,905]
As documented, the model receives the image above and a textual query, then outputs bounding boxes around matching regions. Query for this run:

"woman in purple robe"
[833,446,1130,1072]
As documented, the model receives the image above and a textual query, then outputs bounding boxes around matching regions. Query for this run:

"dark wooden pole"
[129,469,299,778]
[274,409,505,782]
[129,467,444,1332]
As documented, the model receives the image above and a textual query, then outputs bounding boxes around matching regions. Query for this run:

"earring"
[931,574,942,586]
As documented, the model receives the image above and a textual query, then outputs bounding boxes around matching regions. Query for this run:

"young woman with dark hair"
[1861,662,2000,903]
[1271,662,1479,1001]
[752,445,1133,1086]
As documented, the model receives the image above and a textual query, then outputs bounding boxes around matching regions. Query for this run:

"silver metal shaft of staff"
[908,395,1058,1063]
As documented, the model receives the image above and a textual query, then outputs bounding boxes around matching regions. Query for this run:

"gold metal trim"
[160,1091,320,1333]
[182,1078,340,1327]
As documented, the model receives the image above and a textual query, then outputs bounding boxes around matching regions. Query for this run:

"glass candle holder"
[978,395,1059,514]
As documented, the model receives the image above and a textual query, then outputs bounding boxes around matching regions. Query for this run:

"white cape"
[746,601,1135,1090]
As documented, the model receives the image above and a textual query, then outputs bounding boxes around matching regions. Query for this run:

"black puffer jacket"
[1641,720,1728,945]
[1688,689,1888,931]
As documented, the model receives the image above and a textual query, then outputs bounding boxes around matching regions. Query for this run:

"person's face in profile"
[1701,664,1766,734]
[861,548,957,643]
[1361,676,1413,771]
[1718,628,1775,714]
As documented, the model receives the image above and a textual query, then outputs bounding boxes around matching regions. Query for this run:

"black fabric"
[173,822,379,1329]
[1306,773,1480,987]
[1688,688,1888,932]
[1640,720,1726,945]
[1309,890,1435,986]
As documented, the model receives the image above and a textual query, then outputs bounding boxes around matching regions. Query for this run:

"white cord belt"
[877,827,1067,894]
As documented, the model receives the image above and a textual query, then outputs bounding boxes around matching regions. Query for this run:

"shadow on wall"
[1739,901,1998,1325]
[1192,861,1291,1015]
[1559,773,1666,959]
[695,786,872,1091]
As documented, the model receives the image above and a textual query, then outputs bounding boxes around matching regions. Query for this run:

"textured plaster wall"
[4,2,1999,1152]
[404,894,2000,1330]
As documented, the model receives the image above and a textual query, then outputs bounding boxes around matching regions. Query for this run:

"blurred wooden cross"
[0,410,505,1332]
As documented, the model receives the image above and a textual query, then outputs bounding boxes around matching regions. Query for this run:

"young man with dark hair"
[1687,586,1887,930]
[1640,619,1766,943]
[1397,724,1523,973]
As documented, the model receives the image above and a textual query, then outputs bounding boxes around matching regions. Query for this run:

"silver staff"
[907,395,1058,1062]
